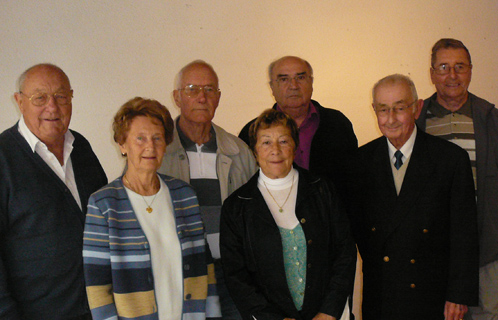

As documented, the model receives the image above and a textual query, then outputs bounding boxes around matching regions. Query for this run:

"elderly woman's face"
[255,125,295,179]
[119,116,166,175]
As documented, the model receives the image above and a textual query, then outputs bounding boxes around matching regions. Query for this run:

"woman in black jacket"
[220,109,357,320]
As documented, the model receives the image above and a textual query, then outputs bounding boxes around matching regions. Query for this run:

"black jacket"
[220,167,357,320]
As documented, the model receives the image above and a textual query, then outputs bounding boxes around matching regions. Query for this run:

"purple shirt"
[277,102,320,170]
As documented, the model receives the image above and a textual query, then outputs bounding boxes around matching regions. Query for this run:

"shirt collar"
[176,118,217,152]
[428,94,472,117]
[18,115,75,153]
[276,101,319,126]
[387,126,417,161]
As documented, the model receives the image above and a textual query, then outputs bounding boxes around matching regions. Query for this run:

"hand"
[444,301,468,320]
[312,313,336,320]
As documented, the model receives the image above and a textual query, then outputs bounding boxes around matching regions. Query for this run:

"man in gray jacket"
[158,60,257,320]
[416,38,498,320]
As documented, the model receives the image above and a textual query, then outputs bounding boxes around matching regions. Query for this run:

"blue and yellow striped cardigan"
[83,174,221,320]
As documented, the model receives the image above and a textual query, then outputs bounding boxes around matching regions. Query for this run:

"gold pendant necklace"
[263,175,294,213]
[123,175,158,213]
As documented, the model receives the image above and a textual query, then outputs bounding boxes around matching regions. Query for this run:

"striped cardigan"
[83,174,221,320]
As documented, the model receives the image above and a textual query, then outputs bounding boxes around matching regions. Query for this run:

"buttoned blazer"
[351,129,478,320]
[220,167,357,320]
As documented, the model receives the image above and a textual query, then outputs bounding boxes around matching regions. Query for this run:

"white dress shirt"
[18,116,82,209]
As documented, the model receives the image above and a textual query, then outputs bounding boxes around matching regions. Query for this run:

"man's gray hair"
[268,56,313,82]
[174,60,219,89]
[372,74,418,103]
[17,63,70,92]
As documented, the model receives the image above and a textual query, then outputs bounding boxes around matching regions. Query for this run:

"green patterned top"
[279,224,307,310]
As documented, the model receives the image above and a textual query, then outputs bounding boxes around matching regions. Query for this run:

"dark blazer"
[350,129,479,320]
[238,100,358,200]
[220,167,357,320]
[0,124,107,320]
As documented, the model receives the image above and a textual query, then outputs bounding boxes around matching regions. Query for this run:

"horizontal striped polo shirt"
[424,96,476,189]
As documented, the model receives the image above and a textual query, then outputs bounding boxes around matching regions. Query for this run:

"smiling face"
[174,63,221,126]
[373,82,422,150]
[430,48,472,109]
[119,116,167,175]
[270,57,313,115]
[255,125,296,179]
[14,65,72,146]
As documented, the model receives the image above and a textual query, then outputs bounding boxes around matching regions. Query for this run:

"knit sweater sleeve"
[83,193,118,319]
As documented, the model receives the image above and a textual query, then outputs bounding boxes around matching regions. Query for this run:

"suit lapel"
[372,138,398,205]
[384,130,434,237]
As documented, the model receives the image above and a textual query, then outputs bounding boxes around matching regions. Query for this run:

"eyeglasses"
[273,74,312,86]
[432,63,472,75]
[375,100,417,117]
[20,91,73,106]
[178,85,220,98]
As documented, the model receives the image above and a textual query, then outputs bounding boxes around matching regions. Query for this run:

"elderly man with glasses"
[350,73,478,320]
[0,63,107,320]
[238,56,357,202]
[158,60,257,320]
[416,38,498,320]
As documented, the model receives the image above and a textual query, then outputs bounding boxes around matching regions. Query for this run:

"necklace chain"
[123,175,158,213]
[263,175,294,213]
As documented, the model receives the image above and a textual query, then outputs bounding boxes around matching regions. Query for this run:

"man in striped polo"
[416,38,498,320]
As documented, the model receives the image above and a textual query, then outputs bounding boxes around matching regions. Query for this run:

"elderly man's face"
[373,82,422,150]
[430,48,472,106]
[174,64,221,126]
[270,57,313,113]
[14,66,72,145]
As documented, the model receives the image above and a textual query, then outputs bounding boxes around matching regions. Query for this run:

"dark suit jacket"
[220,167,357,320]
[0,124,107,320]
[238,100,358,201]
[350,129,478,320]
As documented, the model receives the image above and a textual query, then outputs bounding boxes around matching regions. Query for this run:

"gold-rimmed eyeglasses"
[375,100,417,117]
[178,85,220,98]
[20,91,73,106]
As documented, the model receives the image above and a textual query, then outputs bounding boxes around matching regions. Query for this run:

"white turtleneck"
[257,168,299,229]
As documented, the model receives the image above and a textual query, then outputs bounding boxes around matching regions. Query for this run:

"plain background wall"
[1,1,497,318]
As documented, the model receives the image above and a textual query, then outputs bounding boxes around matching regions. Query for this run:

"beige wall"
[1,1,497,317]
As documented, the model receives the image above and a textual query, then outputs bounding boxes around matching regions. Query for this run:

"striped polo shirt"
[424,96,476,189]
[177,125,223,259]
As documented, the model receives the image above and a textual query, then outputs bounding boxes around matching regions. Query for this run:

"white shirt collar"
[18,115,75,154]
[387,125,417,163]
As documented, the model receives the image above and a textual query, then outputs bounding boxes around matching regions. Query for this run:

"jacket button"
[383,256,389,262]
[307,239,312,245]
[307,263,312,268]
[423,229,429,233]
[186,293,191,299]
[410,283,416,288]
[371,227,376,232]
[410,259,416,264]
[300,218,306,224]
[184,264,190,270]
